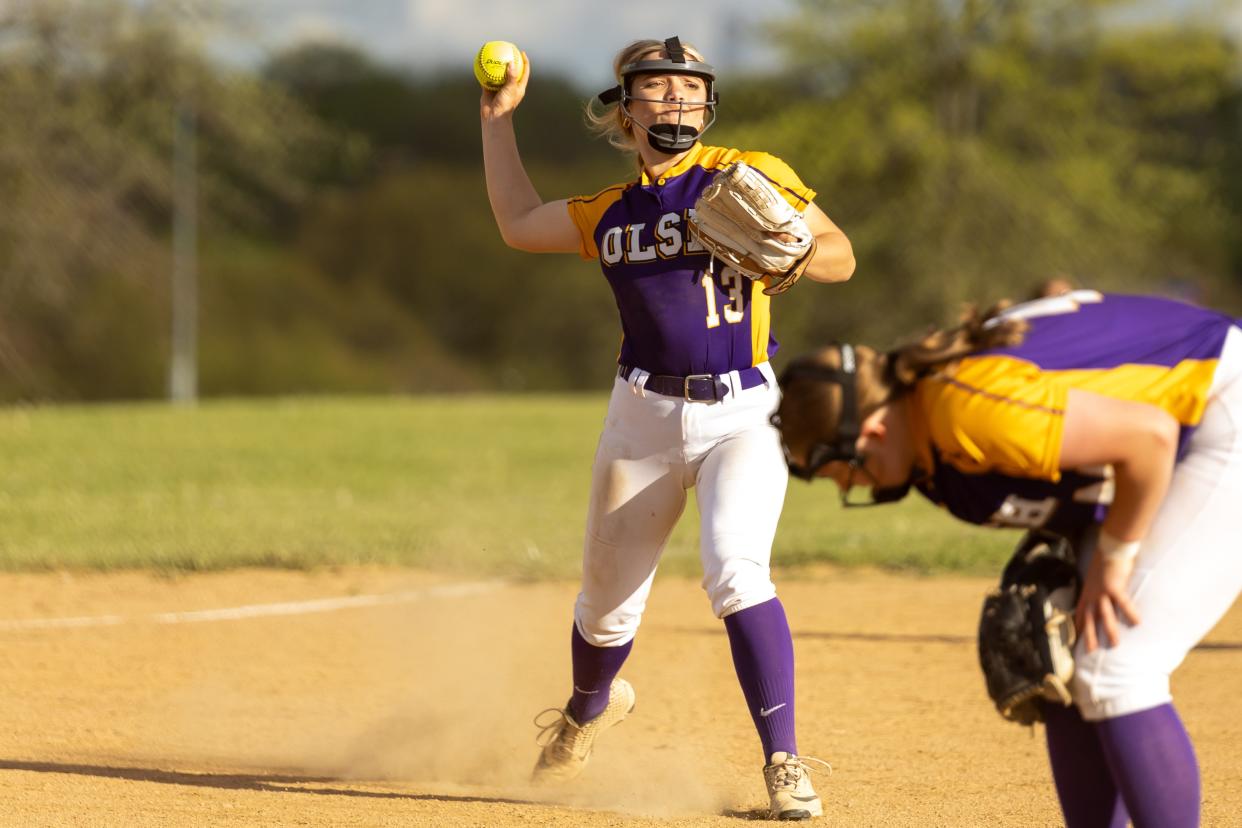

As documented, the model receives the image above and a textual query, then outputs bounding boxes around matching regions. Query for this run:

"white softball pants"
[573,363,788,647]
[1072,324,1242,720]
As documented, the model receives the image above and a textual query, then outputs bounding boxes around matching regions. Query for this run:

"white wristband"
[1098,530,1141,562]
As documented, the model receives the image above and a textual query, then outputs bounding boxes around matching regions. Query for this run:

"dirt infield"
[1,567,1239,827]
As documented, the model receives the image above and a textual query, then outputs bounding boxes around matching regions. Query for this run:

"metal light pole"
[170,100,198,404]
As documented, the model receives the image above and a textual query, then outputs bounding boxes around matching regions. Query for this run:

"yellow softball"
[474,41,523,90]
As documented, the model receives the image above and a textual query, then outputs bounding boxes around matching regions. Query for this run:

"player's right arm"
[479,55,580,254]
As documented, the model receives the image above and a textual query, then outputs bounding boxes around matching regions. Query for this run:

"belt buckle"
[683,373,715,401]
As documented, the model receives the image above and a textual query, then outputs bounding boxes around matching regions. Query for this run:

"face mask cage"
[597,36,719,154]
[771,344,913,508]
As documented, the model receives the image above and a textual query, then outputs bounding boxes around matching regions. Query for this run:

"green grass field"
[0,396,1018,577]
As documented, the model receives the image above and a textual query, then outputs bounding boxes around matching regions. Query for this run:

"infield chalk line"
[0,581,502,632]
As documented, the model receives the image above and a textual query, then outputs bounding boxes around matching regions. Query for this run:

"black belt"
[617,364,767,402]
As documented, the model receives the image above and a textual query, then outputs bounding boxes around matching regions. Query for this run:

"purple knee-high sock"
[1096,704,1200,828]
[1042,702,1130,828]
[723,597,797,760]
[567,624,632,723]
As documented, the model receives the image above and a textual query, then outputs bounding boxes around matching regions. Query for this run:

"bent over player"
[479,36,855,818]
[773,290,1242,827]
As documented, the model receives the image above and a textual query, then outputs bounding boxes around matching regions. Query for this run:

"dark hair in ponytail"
[887,300,1028,385]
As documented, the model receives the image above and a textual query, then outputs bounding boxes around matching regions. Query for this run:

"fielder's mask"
[597,36,718,154]
[771,343,914,508]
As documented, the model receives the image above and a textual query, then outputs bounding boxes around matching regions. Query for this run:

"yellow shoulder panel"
[566,185,627,260]
[735,151,817,211]
[1038,361,1218,427]
[692,146,816,212]
[918,355,1068,482]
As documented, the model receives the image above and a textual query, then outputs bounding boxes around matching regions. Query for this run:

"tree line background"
[1,0,1239,402]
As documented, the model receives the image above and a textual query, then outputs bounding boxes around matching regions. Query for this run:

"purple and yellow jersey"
[909,291,1238,533]
[566,143,816,376]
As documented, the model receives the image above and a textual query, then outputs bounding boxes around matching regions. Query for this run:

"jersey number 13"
[702,270,745,329]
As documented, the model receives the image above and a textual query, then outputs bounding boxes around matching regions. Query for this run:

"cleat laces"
[769,754,832,790]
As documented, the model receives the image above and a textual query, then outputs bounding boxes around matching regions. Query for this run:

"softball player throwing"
[773,290,1242,827]
[479,36,855,819]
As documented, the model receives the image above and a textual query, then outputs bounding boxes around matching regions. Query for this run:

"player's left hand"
[1075,553,1142,652]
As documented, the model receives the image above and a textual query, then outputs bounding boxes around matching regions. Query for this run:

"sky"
[220,0,1239,87]
[232,0,793,86]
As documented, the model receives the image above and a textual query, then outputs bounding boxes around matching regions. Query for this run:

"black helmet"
[597,36,718,154]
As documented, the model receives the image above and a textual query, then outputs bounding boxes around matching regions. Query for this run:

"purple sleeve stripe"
[569,185,628,206]
[749,165,811,206]
[932,374,1066,416]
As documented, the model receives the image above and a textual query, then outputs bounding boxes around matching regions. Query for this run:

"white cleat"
[531,678,636,784]
[764,751,830,820]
